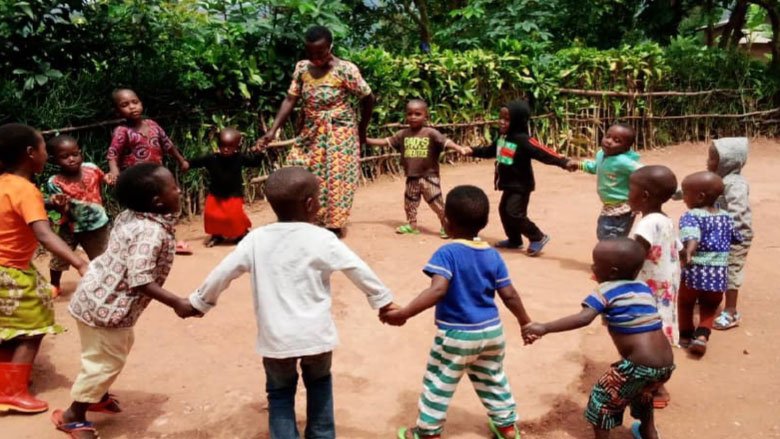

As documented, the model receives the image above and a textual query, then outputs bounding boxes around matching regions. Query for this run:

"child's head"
[265,167,320,222]
[498,100,531,136]
[116,163,181,214]
[304,26,333,67]
[591,237,646,283]
[602,123,635,156]
[112,88,143,121]
[681,171,724,209]
[443,185,490,238]
[217,127,242,156]
[46,135,82,175]
[405,99,428,129]
[628,165,677,213]
[707,137,748,177]
[0,123,47,175]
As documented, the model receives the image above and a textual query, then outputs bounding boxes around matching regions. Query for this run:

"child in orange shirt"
[0,123,88,414]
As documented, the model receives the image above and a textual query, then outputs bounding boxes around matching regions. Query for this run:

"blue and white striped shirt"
[582,280,662,334]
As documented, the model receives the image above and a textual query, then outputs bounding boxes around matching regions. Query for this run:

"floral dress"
[633,213,682,346]
[286,59,372,229]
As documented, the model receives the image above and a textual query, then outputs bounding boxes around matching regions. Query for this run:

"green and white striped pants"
[415,324,517,435]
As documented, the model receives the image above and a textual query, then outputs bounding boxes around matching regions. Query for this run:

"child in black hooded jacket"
[466,100,572,256]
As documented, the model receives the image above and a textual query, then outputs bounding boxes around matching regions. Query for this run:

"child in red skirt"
[188,128,263,247]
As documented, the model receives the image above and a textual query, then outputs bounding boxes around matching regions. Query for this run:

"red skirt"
[204,194,251,239]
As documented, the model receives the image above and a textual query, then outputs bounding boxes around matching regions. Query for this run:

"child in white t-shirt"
[189,167,395,438]
[627,165,681,409]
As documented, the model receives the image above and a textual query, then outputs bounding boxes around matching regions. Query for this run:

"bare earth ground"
[4,139,780,439]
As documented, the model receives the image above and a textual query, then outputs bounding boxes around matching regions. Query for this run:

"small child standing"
[523,238,675,439]
[188,167,394,439]
[467,100,572,255]
[106,88,192,254]
[382,185,533,439]
[569,124,643,240]
[187,127,263,247]
[53,163,199,438]
[45,135,111,297]
[627,165,681,410]
[0,123,88,414]
[367,99,468,238]
[708,138,752,330]
[677,171,741,357]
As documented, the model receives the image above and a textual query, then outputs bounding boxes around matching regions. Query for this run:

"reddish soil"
[4,139,780,438]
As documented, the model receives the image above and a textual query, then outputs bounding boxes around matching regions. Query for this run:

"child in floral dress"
[627,165,681,409]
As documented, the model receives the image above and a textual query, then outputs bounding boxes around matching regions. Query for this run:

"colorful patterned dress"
[286,59,372,229]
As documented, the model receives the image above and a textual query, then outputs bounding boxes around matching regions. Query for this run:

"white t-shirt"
[190,222,393,358]
[633,213,682,344]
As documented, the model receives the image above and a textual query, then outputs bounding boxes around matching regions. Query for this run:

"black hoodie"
[472,101,569,192]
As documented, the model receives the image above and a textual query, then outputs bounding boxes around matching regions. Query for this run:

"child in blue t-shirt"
[678,171,741,357]
[381,185,532,439]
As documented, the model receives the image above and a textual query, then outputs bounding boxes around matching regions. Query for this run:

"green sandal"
[396,224,421,235]
[488,419,520,439]
[439,228,449,239]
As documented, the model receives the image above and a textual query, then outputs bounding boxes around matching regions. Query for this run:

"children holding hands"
[188,167,395,439]
[367,99,469,238]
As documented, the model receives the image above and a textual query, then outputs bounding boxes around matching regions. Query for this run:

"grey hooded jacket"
[713,137,753,240]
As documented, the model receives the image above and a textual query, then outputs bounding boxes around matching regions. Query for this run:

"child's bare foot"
[52,408,98,439]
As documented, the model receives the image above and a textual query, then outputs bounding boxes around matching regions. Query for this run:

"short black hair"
[613,122,636,146]
[265,167,319,220]
[111,88,137,105]
[115,163,167,212]
[0,123,40,171]
[594,237,646,279]
[631,165,677,203]
[445,185,490,234]
[46,134,78,156]
[305,26,333,44]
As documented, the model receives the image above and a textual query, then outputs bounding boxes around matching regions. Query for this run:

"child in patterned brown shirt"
[367,99,468,238]
[53,163,200,439]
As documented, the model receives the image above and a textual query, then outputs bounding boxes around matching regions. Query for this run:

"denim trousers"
[596,212,635,240]
[263,351,334,439]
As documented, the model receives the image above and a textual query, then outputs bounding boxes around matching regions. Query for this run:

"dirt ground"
[4,139,780,439]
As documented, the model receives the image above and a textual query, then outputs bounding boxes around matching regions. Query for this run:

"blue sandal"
[631,420,661,438]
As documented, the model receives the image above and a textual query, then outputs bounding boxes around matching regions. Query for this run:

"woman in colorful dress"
[256,26,375,238]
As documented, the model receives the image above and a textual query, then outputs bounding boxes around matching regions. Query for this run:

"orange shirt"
[0,173,48,269]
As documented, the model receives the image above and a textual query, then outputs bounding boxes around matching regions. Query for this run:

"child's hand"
[75,259,89,277]
[459,147,473,156]
[565,160,580,172]
[49,194,70,212]
[379,304,407,326]
[521,322,546,344]
[173,298,202,319]
[105,172,119,186]
[179,160,190,172]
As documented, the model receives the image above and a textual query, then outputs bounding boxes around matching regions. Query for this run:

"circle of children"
[0,31,752,439]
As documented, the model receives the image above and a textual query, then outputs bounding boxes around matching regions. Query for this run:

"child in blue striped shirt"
[523,238,674,439]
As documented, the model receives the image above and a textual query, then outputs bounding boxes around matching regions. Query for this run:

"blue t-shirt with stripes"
[424,239,511,331]
[582,280,662,334]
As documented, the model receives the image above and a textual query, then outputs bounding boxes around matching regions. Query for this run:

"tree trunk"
[706,0,715,46]
[412,0,432,50]
[720,0,749,49]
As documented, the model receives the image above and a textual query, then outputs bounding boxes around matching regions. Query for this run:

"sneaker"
[494,239,523,249]
[527,235,550,257]
[396,224,421,235]
[713,311,741,330]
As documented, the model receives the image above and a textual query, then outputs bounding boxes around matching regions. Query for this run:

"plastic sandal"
[175,241,193,255]
[713,311,741,330]
[439,228,449,239]
[527,235,550,257]
[51,286,62,299]
[494,239,523,249]
[88,394,121,414]
[396,224,420,235]
[631,420,661,439]
[397,427,440,439]
[51,409,100,438]
[688,337,707,356]
[488,419,521,439]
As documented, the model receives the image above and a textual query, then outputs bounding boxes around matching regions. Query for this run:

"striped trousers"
[415,324,517,436]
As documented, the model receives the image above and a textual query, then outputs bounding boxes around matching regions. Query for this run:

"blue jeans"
[263,351,334,439]
[596,212,635,240]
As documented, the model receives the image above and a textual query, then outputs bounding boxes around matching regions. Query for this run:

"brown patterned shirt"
[69,210,176,328]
